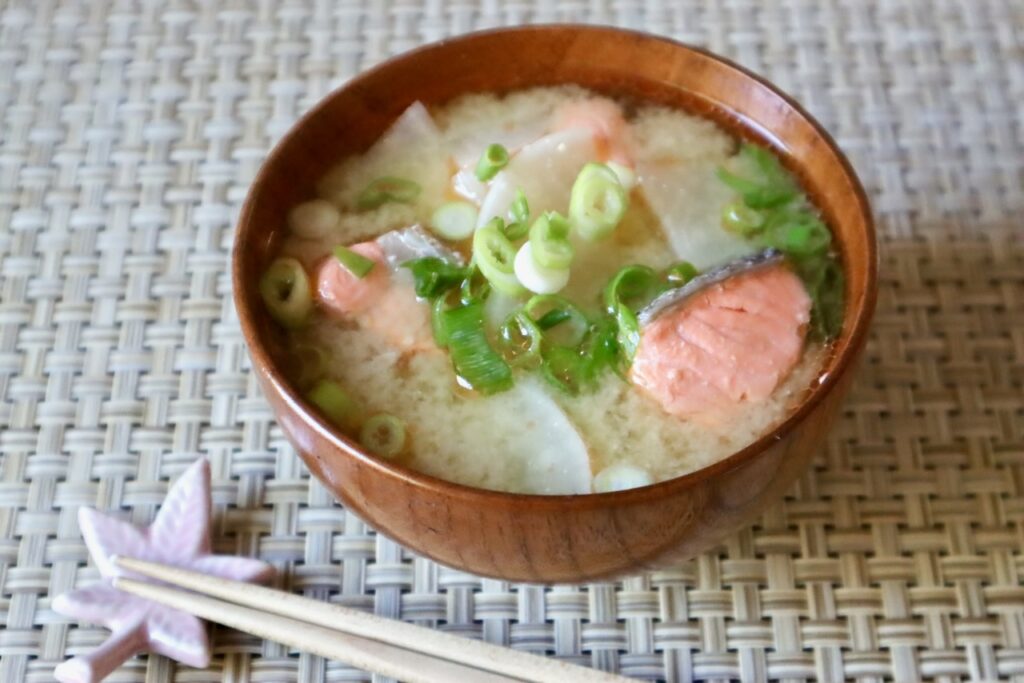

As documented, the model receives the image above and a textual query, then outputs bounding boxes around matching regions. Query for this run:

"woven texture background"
[0,1,1022,682]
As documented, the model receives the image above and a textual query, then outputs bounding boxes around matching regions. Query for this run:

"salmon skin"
[637,248,785,326]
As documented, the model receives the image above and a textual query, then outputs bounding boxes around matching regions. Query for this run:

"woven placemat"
[1,1,1022,682]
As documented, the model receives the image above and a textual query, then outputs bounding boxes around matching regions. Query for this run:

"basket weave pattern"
[0,1,1021,681]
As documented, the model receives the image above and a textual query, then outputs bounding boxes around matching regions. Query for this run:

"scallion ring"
[430,201,478,241]
[498,310,544,367]
[359,413,406,459]
[472,217,524,296]
[439,300,514,394]
[356,176,421,210]
[721,201,765,236]
[568,162,629,241]
[509,188,530,224]
[475,143,510,181]
[259,257,312,329]
[603,264,660,313]
[528,211,574,270]
[524,294,588,347]
[663,261,699,286]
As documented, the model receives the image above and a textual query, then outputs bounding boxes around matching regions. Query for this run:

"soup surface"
[262,86,843,494]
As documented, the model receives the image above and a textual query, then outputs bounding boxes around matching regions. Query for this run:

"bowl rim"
[233,23,878,509]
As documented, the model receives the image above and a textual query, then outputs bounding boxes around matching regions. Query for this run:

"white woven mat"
[1,1,1022,682]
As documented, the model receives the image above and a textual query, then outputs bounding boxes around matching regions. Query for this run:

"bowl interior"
[233,26,876,500]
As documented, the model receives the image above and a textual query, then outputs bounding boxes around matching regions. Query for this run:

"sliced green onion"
[581,315,621,378]
[524,294,588,347]
[540,346,593,396]
[306,379,361,433]
[603,265,660,313]
[431,288,462,348]
[472,218,524,296]
[459,265,491,305]
[716,144,797,209]
[333,245,376,279]
[721,201,765,236]
[663,261,699,286]
[259,257,312,329]
[613,302,641,361]
[497,310,543,367]
[762,210,832,256]
[503,220,530,241]
[528,211,574,269]
[475,143,510,181]
[568,162,629,241]
[440,301,513,394]
[360,413,406,459]
[401,257,468,299]
[356,176,421,210]
[514,242,569,295]
[510,189,530,224]
[430,201,478,240]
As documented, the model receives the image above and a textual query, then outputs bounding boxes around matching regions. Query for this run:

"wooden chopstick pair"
[112,556,629,683]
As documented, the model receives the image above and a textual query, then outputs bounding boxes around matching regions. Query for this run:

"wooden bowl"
[233,26,876,582]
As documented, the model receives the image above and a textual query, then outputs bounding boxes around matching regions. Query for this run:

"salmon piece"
[314,240,435,353]
[554,98,633,167]
[629,263,811,422]
[315,242,389,315]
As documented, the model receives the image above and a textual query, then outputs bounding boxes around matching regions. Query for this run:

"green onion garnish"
[498,310,544,368]
[334,245,376,279]
[510,188,530,224]
[612,303,641,361]
[401,257,469,299]
[524,294,588,347]
[359,413,406,459]
[540,346,590,396]
[716,144,797,209]
[430,201,478,241]
[458,265,491,305]
[440,301,513,394]
[568,162,629,241]
[475,143,510,181]
[502,220,530,241]
[472,218,523,296]
[528,211,574,270]
[716,142,844,340]
[721,201,765,236]
[306,379,362,433]
[356,176,421,210]
[603,265,661,313]
[259,257,313,329]
[663,261,699,286]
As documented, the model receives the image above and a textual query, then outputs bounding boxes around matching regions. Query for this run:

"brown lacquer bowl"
[233,26,876,582]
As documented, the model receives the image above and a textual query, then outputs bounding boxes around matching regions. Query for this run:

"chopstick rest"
[51,459,274,683]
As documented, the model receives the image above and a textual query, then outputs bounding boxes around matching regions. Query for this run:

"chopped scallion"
[359,413,406,459]
[259,257,312,329]
[524,294,588,347]
[356,176,421,210]
[334,245,376,279]
[568,162,629,241]
[510,189,530,224]
[475,143,510,181]
[528,211,574,270]
[306,379,361,433]
[430,201,478,241]
[440,301,513,394]
[473,218,524,296]
[498,311,544,367]
[663,261,699,286]
[401,257,469,299]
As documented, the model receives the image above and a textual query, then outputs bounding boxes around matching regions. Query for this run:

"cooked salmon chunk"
[315,241,435,353]
[630,264,811,422]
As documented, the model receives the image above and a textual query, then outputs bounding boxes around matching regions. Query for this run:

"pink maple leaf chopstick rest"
[53,459,274,683]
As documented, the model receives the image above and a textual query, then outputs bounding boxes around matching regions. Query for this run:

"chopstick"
[112,556,630,683]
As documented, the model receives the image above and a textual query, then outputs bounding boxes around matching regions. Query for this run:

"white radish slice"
[476,128,598,227]
[636,158,756,270]
[514,242,569,295]
[451,167,488,204]
[320,102,448,214]
[288,199,340,239]
[429,201,478,240]
[593,463,653,493]
[490,378,592,495]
